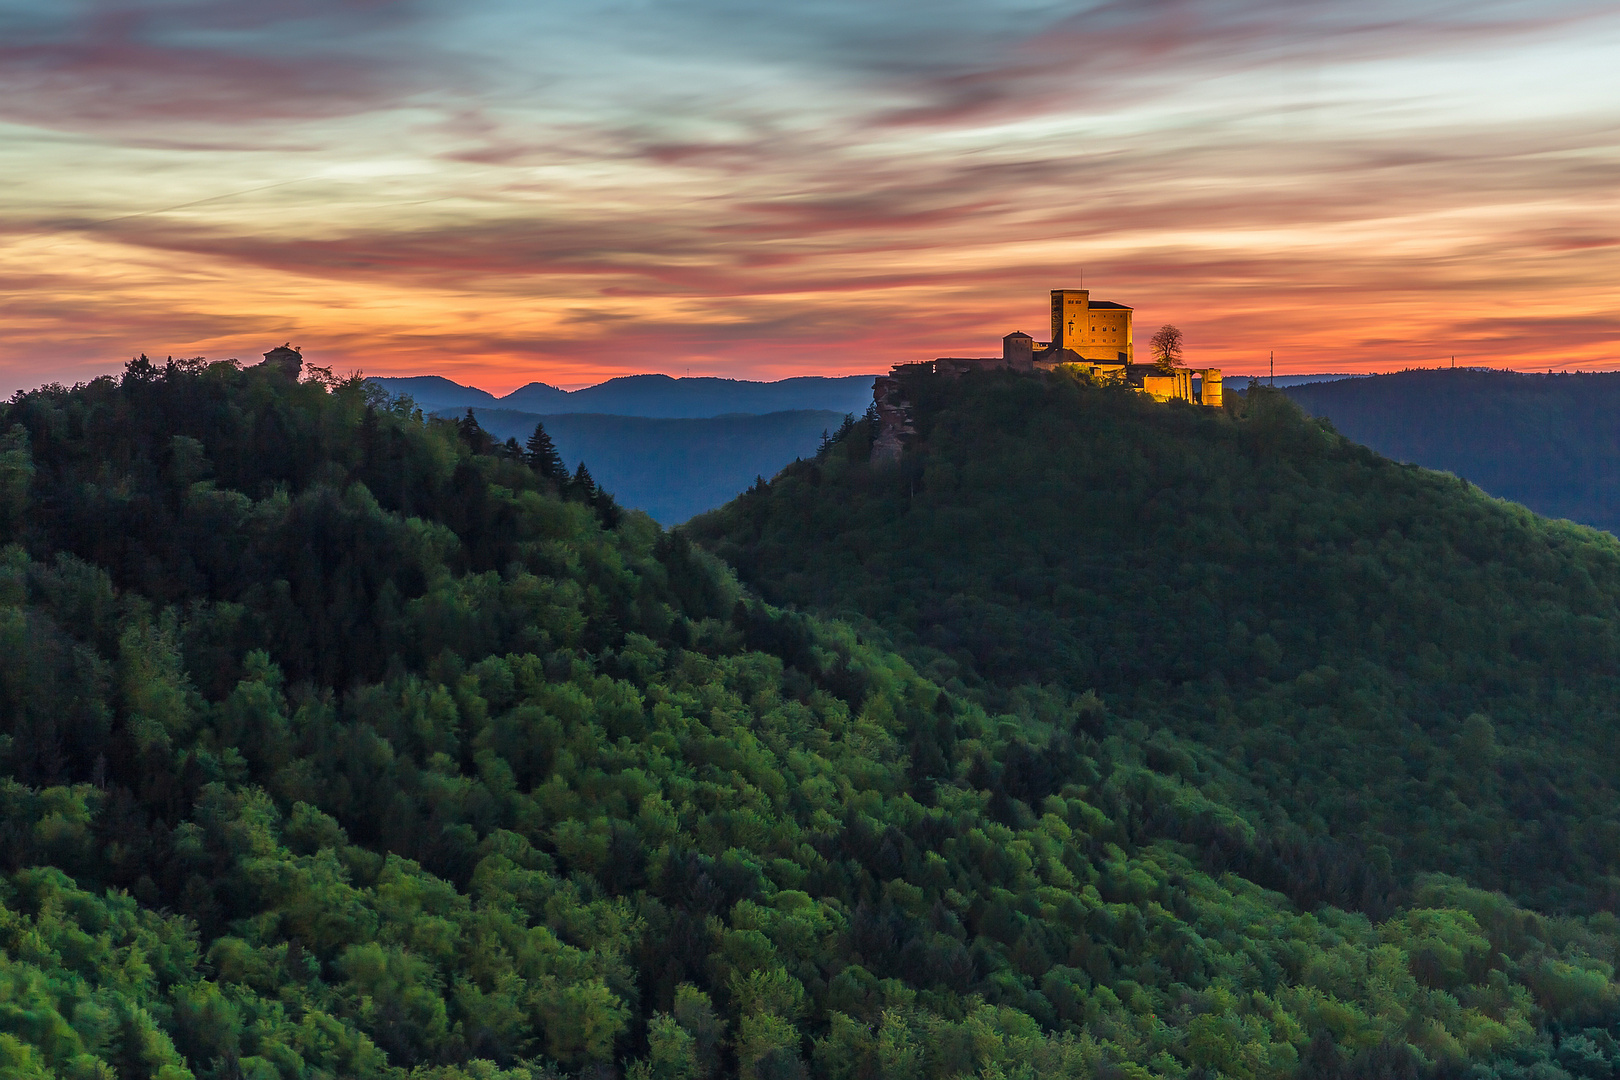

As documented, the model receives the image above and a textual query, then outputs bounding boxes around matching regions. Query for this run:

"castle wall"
[1139,369,1194,403]
[1051,289,1133,362]
[1088,309,1132,362]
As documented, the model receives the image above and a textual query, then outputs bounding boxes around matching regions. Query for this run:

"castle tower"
[1051,289,1089,353]
[1048,288,1133,363]
[1003,331,1034,371]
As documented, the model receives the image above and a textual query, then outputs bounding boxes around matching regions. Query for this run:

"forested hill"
[7,358,1620,1080]
[1279,369,1620,533]
[690,369,1620,916]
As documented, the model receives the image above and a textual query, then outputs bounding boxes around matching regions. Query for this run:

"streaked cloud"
[2,0,1617,392]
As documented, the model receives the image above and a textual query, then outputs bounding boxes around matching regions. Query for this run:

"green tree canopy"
[1,356,1617,1079]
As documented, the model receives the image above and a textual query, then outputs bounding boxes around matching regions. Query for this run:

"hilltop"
[1280,369,1620,533]
[5,356,1620,1079]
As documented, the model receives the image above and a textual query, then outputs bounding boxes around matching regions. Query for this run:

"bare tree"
[1150,325,1185,373]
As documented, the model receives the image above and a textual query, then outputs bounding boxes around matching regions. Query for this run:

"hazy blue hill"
[563,373,877,418]
[450,405,848,523]
[364,373,502,410]
[1282,369,1620,532]
[498,379,571,411]
[370,371,878,419]
[1234,372,1366,389]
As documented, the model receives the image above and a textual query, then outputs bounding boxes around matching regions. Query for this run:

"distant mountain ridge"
[1283,369,1620,533]
[440,406,846,524]
[369,371,878,419]
[1228,372,1367,389]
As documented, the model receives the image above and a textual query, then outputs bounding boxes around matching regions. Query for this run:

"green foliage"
[2,357,1619,1078]
[0,424,33,541]
[525,422,568,483]
[691,369,1620,914]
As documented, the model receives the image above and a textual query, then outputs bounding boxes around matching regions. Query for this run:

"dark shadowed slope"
[690,367,1620,914]
[445,407,848,524]
[1281,369,1620,532]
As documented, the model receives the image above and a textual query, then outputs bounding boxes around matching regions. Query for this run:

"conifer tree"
[569,461,597,502]
[525,421,567,480]
[594,484,622,529]
[457,408,493,454]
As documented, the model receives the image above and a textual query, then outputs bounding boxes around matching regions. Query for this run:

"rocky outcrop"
[255,344,303,379]
[870,374,914,467]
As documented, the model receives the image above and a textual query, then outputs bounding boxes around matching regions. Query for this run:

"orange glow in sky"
[3,0,1618,394]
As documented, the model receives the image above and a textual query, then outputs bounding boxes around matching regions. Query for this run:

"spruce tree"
[594,485,622,529]
[569,461,596,503]
[456,408,493,454]
[525,421,567,480]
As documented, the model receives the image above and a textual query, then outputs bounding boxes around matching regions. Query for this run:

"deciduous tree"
[1150,324,1185,372]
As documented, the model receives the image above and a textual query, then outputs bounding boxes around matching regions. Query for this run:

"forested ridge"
[690,367,1620,1077]
[1279,370,1620,534]
[3,357,1620,1080]
[688,369,1620,911]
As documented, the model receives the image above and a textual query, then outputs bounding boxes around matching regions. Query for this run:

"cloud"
[2,0,1618,390]
[4,0,1608,141]
[860,0,1613,128]
[0,0,449,133]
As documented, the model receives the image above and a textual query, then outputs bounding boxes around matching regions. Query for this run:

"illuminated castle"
[1043,287,1136,364]
[927,288,1222,408]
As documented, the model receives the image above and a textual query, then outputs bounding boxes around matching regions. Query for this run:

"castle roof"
[1032,346,1091,365]
[1086,301,1131,310]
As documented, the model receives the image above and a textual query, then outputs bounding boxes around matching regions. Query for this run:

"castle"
[870,288,1223,464]
[919,288,1222,408]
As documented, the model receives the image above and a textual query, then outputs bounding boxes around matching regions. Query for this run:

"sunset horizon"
[5,0,1618,396]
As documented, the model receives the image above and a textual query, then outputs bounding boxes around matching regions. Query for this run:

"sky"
[2,0,1618,394]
